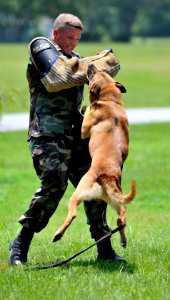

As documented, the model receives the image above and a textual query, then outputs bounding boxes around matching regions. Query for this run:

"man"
[9,13,126,266]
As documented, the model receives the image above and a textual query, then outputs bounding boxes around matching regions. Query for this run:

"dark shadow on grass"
[30,257,137,274]
[67,259,137,274]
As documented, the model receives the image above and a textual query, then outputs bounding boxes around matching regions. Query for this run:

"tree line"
[0,0,170,42]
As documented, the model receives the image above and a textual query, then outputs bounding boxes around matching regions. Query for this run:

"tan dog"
[52,64,136,247]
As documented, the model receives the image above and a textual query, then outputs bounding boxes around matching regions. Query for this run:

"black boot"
[96,237,127,263]
[90,225,127,264]
[9,227,34,266]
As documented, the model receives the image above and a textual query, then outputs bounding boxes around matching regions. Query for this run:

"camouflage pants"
[19,133,112,238]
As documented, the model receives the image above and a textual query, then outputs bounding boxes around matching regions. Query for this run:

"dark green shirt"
[26,45,84,139]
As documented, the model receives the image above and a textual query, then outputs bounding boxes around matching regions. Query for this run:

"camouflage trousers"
[19,133,112,239]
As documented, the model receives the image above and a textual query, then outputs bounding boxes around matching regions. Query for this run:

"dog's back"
[84,71,129,181]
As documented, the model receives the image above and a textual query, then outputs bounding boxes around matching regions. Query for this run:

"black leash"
[32,224,125,270]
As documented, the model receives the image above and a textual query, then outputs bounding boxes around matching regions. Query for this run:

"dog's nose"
[87,64,98,80]
[88,64,94,72]
[87,64,94,79]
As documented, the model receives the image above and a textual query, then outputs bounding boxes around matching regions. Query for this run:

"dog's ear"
[115,82,127,93]
[90,82,101,96]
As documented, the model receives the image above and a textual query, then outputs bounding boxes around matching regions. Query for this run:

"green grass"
[0,123,169,300]
[0,38,169,299]
[0,38,170,113]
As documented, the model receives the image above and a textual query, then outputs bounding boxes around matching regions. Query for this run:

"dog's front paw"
[121,237,127,248]
[52,232,63,243]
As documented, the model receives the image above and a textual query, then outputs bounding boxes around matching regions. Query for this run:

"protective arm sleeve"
[29,37,120,93]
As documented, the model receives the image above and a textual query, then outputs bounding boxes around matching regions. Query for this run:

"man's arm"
[29,37,120,93]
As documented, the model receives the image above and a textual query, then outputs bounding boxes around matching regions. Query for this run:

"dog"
[52,64,136,247]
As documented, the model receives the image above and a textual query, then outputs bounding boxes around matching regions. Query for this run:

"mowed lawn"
[0,124,169,300]
[0,40,170,299]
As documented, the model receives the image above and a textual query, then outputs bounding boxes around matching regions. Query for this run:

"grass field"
[0,123,169,300]
[0,39,170,299]
[0,38,170,113]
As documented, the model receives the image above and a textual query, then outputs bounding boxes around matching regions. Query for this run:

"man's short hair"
[53,13,83,31]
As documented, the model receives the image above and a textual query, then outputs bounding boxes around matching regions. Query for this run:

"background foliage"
[0,0,170,42]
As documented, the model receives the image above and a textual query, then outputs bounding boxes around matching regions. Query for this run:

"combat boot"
[90,224,127,264]
[9,227,34,266]
[96,237,127,263]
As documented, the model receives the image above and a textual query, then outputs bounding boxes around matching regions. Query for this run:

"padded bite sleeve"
[29,37,59,75]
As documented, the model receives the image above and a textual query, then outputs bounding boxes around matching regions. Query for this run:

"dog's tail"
[117,180,136,204]
[98,175,136,205]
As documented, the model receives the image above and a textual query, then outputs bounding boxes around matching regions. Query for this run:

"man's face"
[53,25,82,54]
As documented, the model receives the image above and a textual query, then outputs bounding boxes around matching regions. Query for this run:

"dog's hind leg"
[106,198,127,248]
[116,205,127,248]
[99,177,134,248]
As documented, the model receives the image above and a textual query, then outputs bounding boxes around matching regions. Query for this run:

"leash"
[32,224,125,270]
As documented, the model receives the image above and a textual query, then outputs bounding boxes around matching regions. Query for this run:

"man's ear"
[115,82,127,93]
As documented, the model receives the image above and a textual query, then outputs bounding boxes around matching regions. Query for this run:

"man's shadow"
[62,258,136,274]
[31,257,137,274]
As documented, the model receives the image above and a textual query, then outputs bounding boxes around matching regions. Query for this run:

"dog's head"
[87,64,126,102]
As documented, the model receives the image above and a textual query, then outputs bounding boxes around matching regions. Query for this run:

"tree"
[133,0,170,37]
[0,0,43,41]
[110,0,143,42]
[0,0,170,42]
